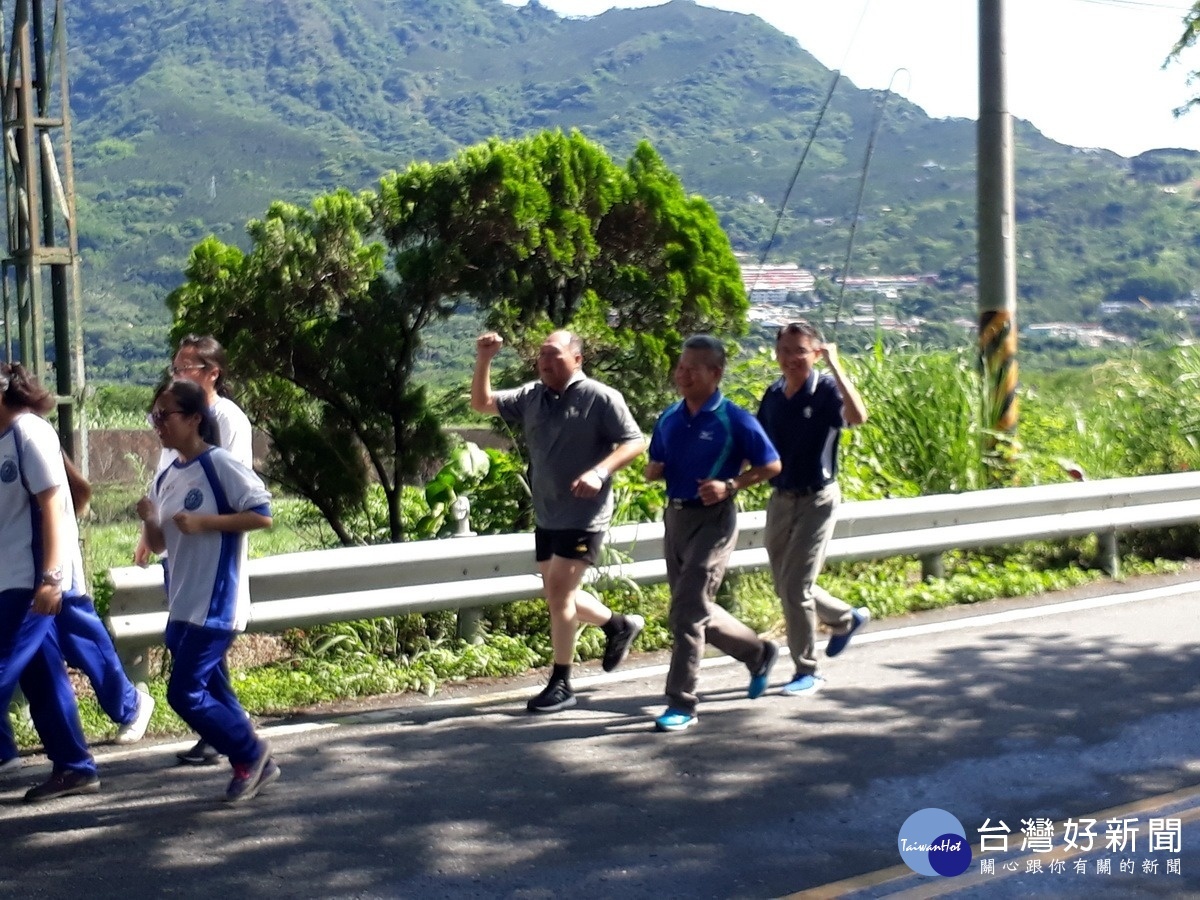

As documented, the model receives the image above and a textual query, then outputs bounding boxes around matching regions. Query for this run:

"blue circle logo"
[184,488,204,511]
[898,808,972,877]
[0,459,16,483]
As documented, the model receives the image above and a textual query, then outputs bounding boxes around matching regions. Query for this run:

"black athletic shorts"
[534,527,604,566]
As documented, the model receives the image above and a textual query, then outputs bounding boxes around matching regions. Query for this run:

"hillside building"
[740,263,815,303]
[836,274,938,300]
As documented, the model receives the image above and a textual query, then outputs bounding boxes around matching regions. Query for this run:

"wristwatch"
[593,466,610,482]
[41,566,64,587]
[725,479,739,497]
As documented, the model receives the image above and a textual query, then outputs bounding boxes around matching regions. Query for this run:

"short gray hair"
[681,334,726,368]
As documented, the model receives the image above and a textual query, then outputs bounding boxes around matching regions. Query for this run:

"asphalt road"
[3,573,1199,899]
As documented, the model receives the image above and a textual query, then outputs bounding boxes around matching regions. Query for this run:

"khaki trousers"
[765,484,854,676]
[663,501,768,714]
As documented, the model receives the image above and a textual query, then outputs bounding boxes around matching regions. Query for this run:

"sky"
[503,0,1200,158]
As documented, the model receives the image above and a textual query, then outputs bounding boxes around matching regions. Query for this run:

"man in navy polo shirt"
[757,321,870,697]
[645,334,781,733]
[472,330,646,713]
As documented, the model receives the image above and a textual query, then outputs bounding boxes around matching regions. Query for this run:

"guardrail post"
[119,644,153,685]
[920,553,945,581]
[1098,530,1120,578]
[451,496,485,645]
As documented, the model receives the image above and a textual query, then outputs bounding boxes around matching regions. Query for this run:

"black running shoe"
[526,681,577,713]
[602,614,645,672]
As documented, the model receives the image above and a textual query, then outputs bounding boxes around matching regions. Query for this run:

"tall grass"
[843,344,990,497]
[1069,345,1200,478]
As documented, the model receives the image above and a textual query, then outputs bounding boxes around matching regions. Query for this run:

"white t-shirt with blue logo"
[0,413,85,595]
[147,446,271,632]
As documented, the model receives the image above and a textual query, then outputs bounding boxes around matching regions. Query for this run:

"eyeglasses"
[147,409,185,427]
[170,363,207,376]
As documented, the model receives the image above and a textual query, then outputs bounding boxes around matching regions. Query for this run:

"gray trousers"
[664,501,769,715]
[765,484,854,676]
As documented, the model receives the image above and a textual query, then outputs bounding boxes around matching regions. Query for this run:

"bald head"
[538,331,583,392]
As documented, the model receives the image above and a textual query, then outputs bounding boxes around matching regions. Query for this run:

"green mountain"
[62,0,1200,379]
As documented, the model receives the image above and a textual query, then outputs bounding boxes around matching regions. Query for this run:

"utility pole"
[977,0,1019,443]
[1,0,86,466]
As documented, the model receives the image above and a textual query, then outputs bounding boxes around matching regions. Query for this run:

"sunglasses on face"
[147,409,185,427]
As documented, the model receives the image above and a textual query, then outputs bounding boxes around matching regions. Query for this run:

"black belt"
[668,497,710,509]
[775,483,832,498]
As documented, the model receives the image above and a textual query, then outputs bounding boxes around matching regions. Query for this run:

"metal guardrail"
[106,472,1200,678]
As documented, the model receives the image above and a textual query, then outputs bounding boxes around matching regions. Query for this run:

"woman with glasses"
[163,334,253,469]
[0,362,100,801]
[135,334,253,765]
[136,378,278,803]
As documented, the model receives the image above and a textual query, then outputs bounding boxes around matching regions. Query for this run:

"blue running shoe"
[826,607,871,658]
[655,708,698,732]
[779,673,825,697]
[747,640,778,699]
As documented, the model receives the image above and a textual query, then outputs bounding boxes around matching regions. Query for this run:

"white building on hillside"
[741,263,815,303]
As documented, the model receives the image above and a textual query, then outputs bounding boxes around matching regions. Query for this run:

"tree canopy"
[168,130,746,543]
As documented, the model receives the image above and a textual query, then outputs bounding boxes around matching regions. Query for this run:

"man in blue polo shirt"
[645,334,782,733]
[757,321,870,697]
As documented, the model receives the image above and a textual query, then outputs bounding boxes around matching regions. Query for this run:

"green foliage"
[168,189,446,544]
[463,448,534,535]
[835,344,992,496]
[413,442,493,539]
[376,130,747,424]
[823,549,1172,620]
[67,0,1200,381]
[1020,344,1200,480]
[86,383,156,429]
[169,130,740,542]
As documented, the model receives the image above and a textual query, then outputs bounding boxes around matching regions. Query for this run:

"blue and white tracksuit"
[0,413,95,775]
[146,447,270,766]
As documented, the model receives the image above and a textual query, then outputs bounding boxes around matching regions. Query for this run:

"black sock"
[602,613,626,637]
[551,663,572,687]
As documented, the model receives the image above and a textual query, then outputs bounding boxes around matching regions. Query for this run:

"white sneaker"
[114,687,155,745]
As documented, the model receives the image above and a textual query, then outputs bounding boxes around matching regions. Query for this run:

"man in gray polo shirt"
[471,330,647,712]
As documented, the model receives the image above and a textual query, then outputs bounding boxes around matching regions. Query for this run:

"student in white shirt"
[0,362,99,801]
[136,379,278,803]
[135,334,253,765]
